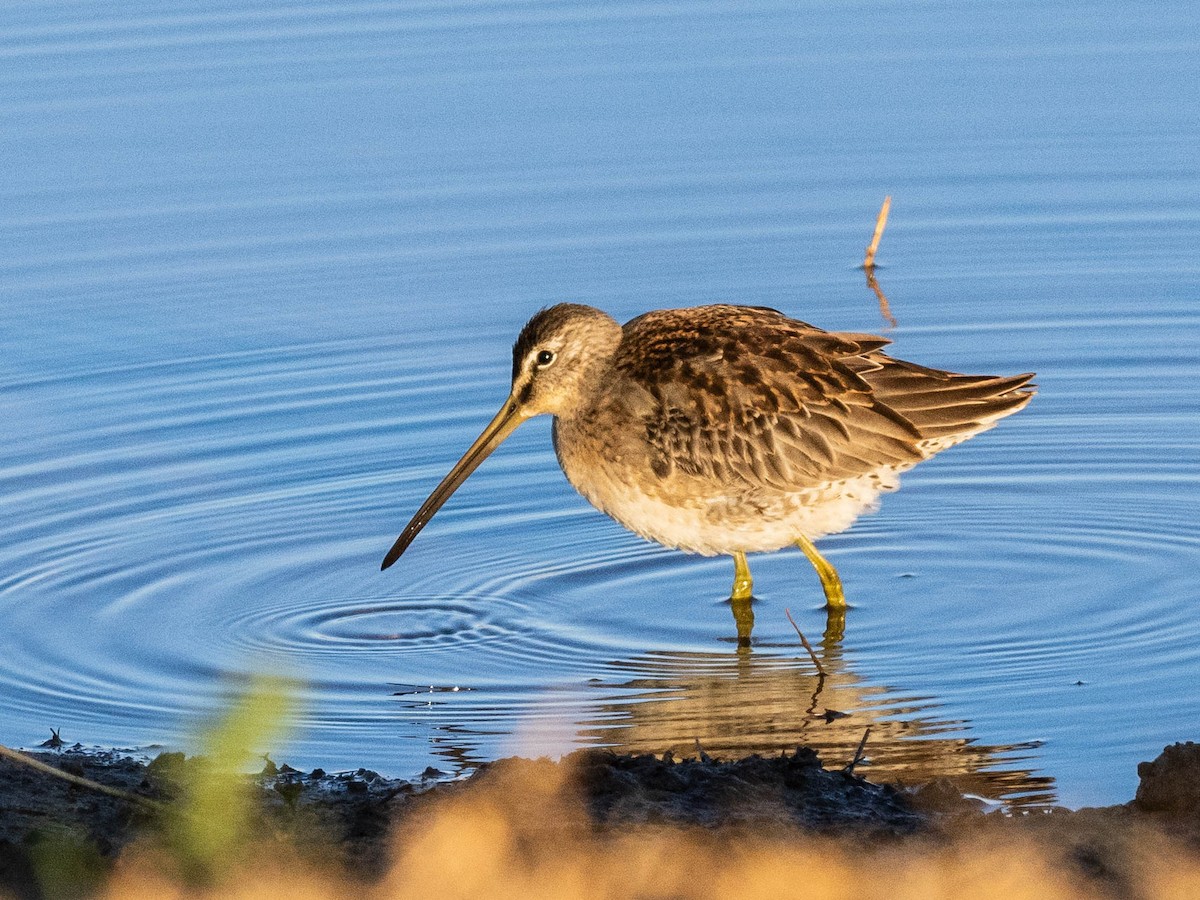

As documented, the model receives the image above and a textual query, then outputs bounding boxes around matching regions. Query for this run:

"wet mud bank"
[1,741,1198,898]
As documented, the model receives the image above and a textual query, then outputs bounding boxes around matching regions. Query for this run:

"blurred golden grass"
[94,752,1199,900]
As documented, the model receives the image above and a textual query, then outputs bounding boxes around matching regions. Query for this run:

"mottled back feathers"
[602,305,1033,491]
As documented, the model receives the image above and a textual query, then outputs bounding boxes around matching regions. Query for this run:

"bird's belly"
[555,428,899,555]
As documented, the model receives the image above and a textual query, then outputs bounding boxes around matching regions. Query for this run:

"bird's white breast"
[553,416,900,556]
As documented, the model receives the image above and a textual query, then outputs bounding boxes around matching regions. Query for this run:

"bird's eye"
[535,350,556,367]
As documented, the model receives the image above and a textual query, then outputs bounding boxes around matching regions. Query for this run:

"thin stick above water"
[844,726,872,774]
[863,195,892,269]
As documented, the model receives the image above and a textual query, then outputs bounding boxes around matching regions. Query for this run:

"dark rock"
[146,751,187,784]
[1135,742,1200,817]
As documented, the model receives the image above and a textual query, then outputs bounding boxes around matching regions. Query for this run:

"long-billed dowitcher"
[382,304,1034,643]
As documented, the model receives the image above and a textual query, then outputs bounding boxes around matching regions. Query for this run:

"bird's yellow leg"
[730,551,755,647]
[796,535,846,611]
[731,551,753,601]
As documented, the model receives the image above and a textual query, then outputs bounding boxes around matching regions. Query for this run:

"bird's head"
[381,304,621,569]
[507,303,622,417]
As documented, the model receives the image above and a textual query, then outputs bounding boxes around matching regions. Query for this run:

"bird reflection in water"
[577,627,1054,808]
[400,627,1055,809]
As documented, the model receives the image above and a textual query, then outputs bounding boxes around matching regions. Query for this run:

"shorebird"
[382,304,1034,644]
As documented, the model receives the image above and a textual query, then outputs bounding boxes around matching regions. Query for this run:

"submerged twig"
[863,195,891,269]
[866,267,897,328]
[844,726,872,775]
[0,742,165,813]
[785,608,827,678]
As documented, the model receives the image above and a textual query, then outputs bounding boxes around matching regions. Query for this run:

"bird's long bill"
[381,396,526,570]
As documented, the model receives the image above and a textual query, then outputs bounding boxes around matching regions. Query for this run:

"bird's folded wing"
[615,306,925,491]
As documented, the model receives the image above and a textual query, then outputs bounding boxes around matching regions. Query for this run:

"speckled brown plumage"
[383,302,1034,617]
[604,304,1033,489]
[611,305,926,488]
[519,304,1035,556]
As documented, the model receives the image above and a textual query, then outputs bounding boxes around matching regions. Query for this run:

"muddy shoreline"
[2,740,1198,899]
